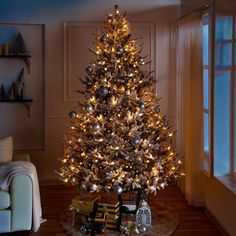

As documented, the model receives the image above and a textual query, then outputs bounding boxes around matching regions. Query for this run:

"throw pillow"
[0,136,13,163]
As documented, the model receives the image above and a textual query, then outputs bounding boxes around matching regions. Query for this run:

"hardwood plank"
[1,185,226,236]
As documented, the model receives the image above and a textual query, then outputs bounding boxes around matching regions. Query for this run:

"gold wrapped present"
[71,194,100,213]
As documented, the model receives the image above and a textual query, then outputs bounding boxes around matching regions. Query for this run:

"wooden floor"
[2,185,226,236]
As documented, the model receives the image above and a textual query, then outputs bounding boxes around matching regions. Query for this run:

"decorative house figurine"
[136,200,151,227]
[0,84,7,99]
[11,32,27,54]
[15,68,25,100]
[7,82,15,100]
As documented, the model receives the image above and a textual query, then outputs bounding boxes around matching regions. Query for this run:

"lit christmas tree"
[57,5,182,195]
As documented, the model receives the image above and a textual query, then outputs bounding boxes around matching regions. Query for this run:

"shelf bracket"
[23,101,32,117]
[24,57,31,74]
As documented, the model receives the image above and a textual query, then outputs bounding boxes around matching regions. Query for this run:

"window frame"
[203,10,236,178]
[215,12,235,177]
[202,11,212,176]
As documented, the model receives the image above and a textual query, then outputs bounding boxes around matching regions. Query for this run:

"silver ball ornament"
[138,56,145,63]
[114,185,123,194]
[138,225,149,234]
[69,156,75,162]
[164,120,169,127]
[85,104,93,113]
[155,106,160,113]
[139,102,145,111]
[70,176,77,183]
[99,86,109,97]
[80,225,88,234]
[117,46,124,53]
[100,35,107,42]
[86,66,93,73]
[68,110,77,118]
[93,123,100,130]
[132,136,141,145]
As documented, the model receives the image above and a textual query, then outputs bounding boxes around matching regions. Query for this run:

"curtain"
[176,12,205,206]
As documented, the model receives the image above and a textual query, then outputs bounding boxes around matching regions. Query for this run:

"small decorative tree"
[11,32,27,54]
[57,5,182,195]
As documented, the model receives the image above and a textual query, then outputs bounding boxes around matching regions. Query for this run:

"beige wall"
[205,177,236,236]
[0,24,44,150]
[0,1,179,182]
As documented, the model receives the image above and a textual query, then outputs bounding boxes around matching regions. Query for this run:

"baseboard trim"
[192,198,205,207]
[39,178,62,185]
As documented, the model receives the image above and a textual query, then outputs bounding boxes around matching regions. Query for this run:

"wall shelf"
[0,99,33,117]
[0,54,31,73]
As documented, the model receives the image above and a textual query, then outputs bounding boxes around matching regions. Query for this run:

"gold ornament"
[117,85,125,94]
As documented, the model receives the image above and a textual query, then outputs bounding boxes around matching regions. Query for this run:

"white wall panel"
[64,22,100,102]
[63,21,155,102]
[0,24,44,150]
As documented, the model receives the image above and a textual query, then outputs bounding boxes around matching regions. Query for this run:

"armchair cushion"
[0,210,11,232]
[0,137,13,163]
[0,190,10,210]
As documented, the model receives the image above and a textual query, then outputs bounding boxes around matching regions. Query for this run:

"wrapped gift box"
[72,194,100,213]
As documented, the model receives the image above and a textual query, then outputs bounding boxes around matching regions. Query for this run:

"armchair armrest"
[12,154,31,162]
[11,175,32,231]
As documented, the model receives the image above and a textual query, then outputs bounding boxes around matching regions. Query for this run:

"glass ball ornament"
[132,135,141,145]
[164,120,169,127]
[138,56,145,63]
[138,225,149,234]
[69,156,75,162]
[100,35,107,42]
[85,104,93,113]
[114,185,123,194]
[155,106,160,113]
[103,110,108,117]
[93,123,101,130]
[85,66,93,74]
[116,46,124,54]
[80,225,88,234]
[70,176,77,183]
[68,110,77,118]
[99,86,109,97]
[139,102,145,111]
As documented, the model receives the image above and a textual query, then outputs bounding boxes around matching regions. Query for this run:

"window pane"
[203,23,209,65]
[216,15,232,41]
[235,43,236,65]
[235,73,236,172]
[203,69,209,110]
[214,70,230,176]
[204,112,209,153]
[235,16,236,38]
[215,43,232,68]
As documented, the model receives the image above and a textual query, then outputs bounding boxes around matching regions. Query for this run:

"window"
[214,15,233,176]
[203,12,236,178]
[202,13,210,174]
